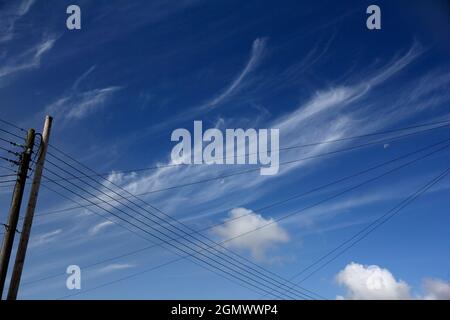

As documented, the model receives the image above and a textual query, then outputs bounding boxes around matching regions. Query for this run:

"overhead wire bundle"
[1,116,449,300]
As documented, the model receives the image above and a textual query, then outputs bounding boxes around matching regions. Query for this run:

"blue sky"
[0,0,449,299]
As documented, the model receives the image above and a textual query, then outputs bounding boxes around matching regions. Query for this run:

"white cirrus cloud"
[200,37,267,110]
[43,42,449,261]
[96,263,136,274]
[0,36,57,83]
[45,66,122,122]
[211,207,289,261]
[88,220,115,236]
[0,0,35,43]
[139,37,268,133]
[29,229,63,249]
[85,42,434,224]
[65,87,122,120]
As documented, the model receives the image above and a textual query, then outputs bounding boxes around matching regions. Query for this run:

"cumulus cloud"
[422,278,450,300]
[211,207,289,261]
[336,263,450,300]
[336,262,411,300]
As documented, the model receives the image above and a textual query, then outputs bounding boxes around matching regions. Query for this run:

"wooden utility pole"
[0,129,35,299]
[7,116,53,300]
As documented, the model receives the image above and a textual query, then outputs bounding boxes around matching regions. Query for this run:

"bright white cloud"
[336,262,411,300]
[211,207,289,261]
[336,263,450,300]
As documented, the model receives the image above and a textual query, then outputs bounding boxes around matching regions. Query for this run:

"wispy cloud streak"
[45,67,122,122]
[0,0,35,43]
[200,38,267,110]
[0,36,57,83]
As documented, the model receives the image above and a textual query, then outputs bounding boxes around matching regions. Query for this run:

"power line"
[23,137,449,291]
[0,174,17,178]
[0,165,17,173]
[57,253,274,300]
[0,118,27,133]
[34,124,450,217]
[40,120,450,183]
[42,151,318,300]
[292,165,450,284]
[280,119,450,150]
[2,115,446,300]
[130,124,450,196]
[42,133,448,296]
[171,143,450,255]
[0,156,20,166]
[54,143,449,300]
[41,169,297,300]
[256,164,450,299]
[37,139,449,299]
[0,128,25,141]
[42,163,315,300]
[0,179,17,184]
[42,178,318,300]
[2,115,450,183]
[27,137,450,230]
[26,127,444,298]
[1,119,449,191]
[0,145,20,157]
[27,184,297,300]
[0,136,23,147]
[3,115,450,140]
[47,145,324,300]
[0,136,29,189]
